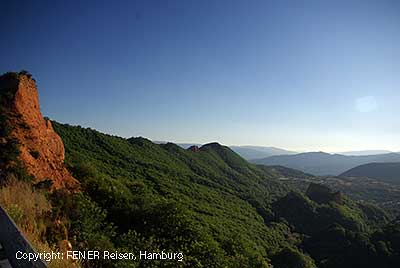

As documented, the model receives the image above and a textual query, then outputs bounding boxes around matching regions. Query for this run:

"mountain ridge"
[339,150,393,156]
[154,141,296,160]
[252,151,400,176]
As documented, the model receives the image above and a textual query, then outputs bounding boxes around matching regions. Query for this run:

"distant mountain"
[263,165,316,179]
[252,152,400,176]
[340,162,400,185]
[230,146,296,160]
[339,150,393,156]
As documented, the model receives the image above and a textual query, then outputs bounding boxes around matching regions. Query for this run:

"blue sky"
[1,0,400,152]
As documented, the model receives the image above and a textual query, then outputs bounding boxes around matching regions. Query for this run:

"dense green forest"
[50,122,400,268]
[52,122,293,267]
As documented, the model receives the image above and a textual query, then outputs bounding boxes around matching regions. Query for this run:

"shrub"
[0,177,78,268]
[0,177,50,234]
[271,247,316,268]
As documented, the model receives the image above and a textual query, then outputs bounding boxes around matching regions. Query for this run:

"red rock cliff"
[3,73,78,190]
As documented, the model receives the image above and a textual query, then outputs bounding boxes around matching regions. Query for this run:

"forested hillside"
[52,122,400,268]
[268,164,400,215]
[52,122,294,267]
[341,162,400,185]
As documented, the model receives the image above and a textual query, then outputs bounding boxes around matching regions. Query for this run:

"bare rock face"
[3,73,78,190]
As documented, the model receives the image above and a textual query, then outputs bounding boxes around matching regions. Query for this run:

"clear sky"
[1,0,400,152]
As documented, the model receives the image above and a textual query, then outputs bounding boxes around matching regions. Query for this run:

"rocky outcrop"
[306,183,343,204]
[188,145,200,152]
[0,72,78,190]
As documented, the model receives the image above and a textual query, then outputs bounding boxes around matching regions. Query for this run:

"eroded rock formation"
[0,72,78,190]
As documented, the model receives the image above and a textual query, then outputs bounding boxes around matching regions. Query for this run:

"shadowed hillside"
[341,162,400,185]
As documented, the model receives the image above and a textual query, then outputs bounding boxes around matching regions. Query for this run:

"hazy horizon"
[2,0,400,152]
